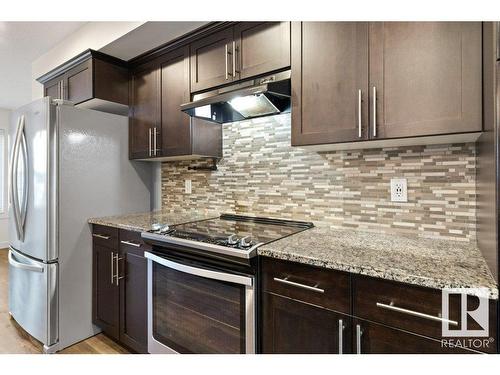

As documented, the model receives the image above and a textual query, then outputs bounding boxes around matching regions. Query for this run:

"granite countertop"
[258,227,498,299]
[89,210,498,299]
[88,209,218,232]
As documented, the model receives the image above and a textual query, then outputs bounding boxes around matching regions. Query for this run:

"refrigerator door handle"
[19,123,29,234]
[10,115,23,240]
[8,116,20,206]
[8,248,44,273]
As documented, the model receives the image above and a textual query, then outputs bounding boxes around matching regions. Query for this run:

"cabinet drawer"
[353,275,497,353]
[92,224,119,249]
[119,229,151,254]
[261,257,350,314]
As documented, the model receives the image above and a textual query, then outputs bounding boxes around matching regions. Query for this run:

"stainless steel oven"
[145,251,255,354]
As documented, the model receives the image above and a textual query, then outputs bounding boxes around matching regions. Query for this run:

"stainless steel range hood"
[181,70,291,124]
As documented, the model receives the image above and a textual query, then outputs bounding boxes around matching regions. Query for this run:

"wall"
[0,109,10,248]
[162,114,477,242]
[31,22,144,99]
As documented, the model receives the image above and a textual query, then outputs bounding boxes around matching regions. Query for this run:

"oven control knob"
[239,236,252,248]
[227,234,239,245]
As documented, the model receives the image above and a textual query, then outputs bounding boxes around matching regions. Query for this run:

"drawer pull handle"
[376,302,458,326]
[273,276,324,293]
[93,234,110,240]
[120,240,141,248]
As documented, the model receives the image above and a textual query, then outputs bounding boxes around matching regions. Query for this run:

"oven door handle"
[144,251,253,286]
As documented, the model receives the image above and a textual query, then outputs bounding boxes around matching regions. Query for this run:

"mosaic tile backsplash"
[161,114,477,242]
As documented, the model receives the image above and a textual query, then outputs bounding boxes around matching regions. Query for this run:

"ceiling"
[0,21,87,109]
[100,21,208,61]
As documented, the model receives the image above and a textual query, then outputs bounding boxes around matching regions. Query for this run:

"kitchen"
[0,2,499,373]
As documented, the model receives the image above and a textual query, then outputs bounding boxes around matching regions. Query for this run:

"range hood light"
[194,105,213,120]
[228,93,279,118]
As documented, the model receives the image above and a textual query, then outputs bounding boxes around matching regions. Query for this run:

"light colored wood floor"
[0,249,129,354]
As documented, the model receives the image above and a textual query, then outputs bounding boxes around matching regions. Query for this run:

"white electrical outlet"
[390,178,407,202]
[185,179,192,194]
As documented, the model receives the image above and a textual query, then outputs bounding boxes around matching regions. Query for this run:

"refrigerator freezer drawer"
[8,248,58,347]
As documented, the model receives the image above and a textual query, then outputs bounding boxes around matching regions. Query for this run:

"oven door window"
[152,262,247,354]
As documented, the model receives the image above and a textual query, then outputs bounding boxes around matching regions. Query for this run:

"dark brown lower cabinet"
[118,231,148,353]
[92,225,148,353]
[260,257,497,354]
[352,319,476,354]
[92,242,120,340]
[262,292,351,354]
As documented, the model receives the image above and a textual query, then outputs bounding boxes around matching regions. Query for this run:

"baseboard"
[0,242,10,250]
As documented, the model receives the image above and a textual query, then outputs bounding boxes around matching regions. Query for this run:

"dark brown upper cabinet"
[291,22,483,148]
[369,22,482,140]
[291,22,369,146]
[160,47,191,157]
[43,76,65,100]
[190,22,291,93]
[129,62,161,160]
[129,47,222,161]
[38,49,129,115]
[233,22,291,80]
[190,27,235,92]
[65,58,93,104]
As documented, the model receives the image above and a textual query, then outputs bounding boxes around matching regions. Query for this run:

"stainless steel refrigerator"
[8,98,152,353]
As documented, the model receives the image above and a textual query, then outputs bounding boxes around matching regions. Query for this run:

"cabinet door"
[262,292,350,354]
[92,243,119,340]
[291,22,369,146]
[190,27,234,92]
[352,319,475,354]
[160,46,192,157]
[44,77,64,100]
[65,59,93,104]
[369,22,482,139]
[119,233,148,353]
[234,22,290,80]
[129,64,160,159]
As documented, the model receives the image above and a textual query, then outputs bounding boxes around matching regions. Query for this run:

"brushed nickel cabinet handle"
[110,252,115,285]
[148,128,152,157]
[358,89,362,138]
[93,234,110,240]
[153,127,158,156]
[356,324,363,354]
[225,44,229,80]
[115,256,124,286]
[376,302,458,326]
[120,240,141,248]
[273,276,324,293]
[372,86,377,137]
[232,41,238,77]
[338,319,344,354]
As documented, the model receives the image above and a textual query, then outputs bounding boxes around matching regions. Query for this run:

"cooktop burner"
[142,214,313,259]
